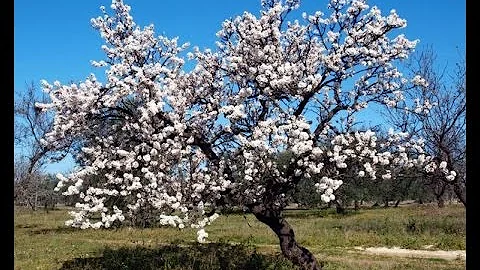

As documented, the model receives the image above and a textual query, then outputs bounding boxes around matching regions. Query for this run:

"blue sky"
[14,0,465,174]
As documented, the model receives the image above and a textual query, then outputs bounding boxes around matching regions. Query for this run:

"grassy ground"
[14,203,466,270]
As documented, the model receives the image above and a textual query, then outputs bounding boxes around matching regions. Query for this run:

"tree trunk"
[335,200,345,214]
[453,182,466,207]
[250,204,321,270]
[433,181,447,208]
[354,200,360,211]
[437,195,445,208]
[34,190,38,211]
[394,199,401,207]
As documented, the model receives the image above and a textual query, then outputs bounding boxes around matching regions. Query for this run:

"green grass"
[14,204,466,270]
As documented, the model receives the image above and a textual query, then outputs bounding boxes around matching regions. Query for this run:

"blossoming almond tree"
[383,48,466,207]
[37,0,453,269]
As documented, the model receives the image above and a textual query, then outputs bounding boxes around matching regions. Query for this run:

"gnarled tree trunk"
[250,204,321,270]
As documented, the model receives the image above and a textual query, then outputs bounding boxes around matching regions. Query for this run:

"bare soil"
[353,246,466,261]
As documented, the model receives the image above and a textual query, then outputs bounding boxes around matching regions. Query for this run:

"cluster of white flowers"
[413,98,436,114]
[424,160,457,181]
[314,177,343,203]
[412,75,429,87]
[196,229,209,243]
[424,162,437,173]
[219,104,246,120]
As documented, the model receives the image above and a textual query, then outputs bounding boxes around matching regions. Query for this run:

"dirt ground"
[353,246,466,260]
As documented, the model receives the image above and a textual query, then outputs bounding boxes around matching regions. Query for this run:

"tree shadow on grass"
[59,242,298,270]
[283,208,359,219]
[15,224,39,229]
[27,226,79,235]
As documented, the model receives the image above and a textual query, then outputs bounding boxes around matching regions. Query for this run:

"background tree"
[14,82,69,210]
[383,47,466,207]
[15,82,53,173]
[37,1,455,269]
[14,158,61,210]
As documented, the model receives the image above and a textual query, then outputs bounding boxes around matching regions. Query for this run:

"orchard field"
[14,203,465,270]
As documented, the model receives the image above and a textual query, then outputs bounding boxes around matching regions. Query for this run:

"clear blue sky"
[14,0,465,174]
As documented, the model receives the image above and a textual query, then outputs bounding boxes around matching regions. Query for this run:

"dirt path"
[352,246,466,261]
[230,241,466,261]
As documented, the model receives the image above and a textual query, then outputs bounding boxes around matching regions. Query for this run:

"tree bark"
[453,182,466,207]
[34,189,38,211]
[394,199,401,208]
[250,204,321,270]
[335,200,345,214]
[354,200,360,211]
[437,195,445,208]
